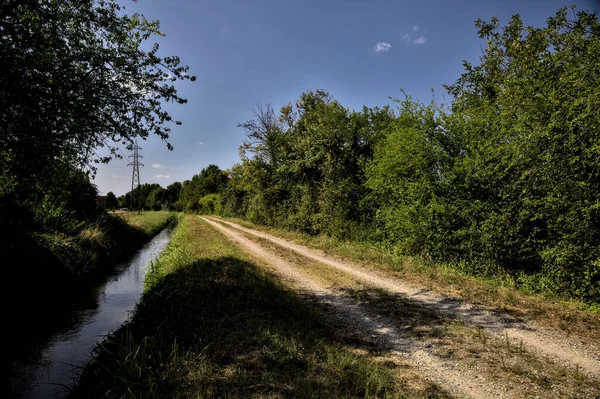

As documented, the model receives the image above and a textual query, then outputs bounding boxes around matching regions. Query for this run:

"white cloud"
[151,163,165,169]
[156,174,171,179]
[399,27,427,45]
[111,173,122,178]
[198,141,204,145]
[375,42,392,52]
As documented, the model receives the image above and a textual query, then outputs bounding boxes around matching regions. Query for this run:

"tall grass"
[40,211,176,280]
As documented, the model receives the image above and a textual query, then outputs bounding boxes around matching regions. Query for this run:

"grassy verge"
[71,215,451,398]
[218,217,600,341]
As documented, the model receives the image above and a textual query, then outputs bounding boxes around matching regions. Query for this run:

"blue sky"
[94,0,598,196]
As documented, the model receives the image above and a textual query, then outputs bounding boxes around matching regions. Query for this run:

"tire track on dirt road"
[206,216,600,379]
[202,216,544,399]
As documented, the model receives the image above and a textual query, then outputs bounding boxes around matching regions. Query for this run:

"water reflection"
[10,228,172,399]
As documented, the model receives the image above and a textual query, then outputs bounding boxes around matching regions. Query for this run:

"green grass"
[217,217,600,341]
[70,215,451,399]
[114,210,176,236]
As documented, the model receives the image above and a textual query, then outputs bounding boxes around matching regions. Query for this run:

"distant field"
[110,210,175,236]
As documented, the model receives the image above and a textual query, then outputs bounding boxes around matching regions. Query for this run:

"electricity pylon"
[127,140,144,212]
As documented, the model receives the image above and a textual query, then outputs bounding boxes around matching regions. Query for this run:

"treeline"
[112,182,182,211]
[116,164,229,213]
[213,8,598,303]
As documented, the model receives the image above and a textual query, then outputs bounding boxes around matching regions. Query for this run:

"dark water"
[10,228,172,399]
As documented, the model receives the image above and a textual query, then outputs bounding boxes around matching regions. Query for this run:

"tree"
[145,186,165,210]
[118,193,131,209]
[105,191,118,210]
[197,165,229,196]
[227,90,394,236]
[239,104,284,165]
[180,165,228,212]
[0,0,195,189]
[442,6,600,300]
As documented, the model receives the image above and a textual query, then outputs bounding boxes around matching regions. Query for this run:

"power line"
[127,140,144,212]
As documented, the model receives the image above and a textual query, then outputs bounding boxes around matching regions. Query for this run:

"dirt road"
[202,216,600,399]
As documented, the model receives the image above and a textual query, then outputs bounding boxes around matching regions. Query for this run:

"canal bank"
[10,225,174,398]
[8,212,177,397]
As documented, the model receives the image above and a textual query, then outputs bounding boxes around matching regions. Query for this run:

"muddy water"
[10,228,173,399]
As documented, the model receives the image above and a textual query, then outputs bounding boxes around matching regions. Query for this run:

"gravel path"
[203,217,539,399]
[207,216,600,379]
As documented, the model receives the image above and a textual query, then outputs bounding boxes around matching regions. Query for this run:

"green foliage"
[104,192,118,210]
[164,181,183,211]
[119,183,165,211]
[0,0,195,182]
[32,212,174,280]
[222,6,600,304]
[117,192,131,209]
[225,91,393,239]
[439,6,600,301]
[1,0,194,323]
[117,181,183,212]
[13,165,100,235]
[179,164,228,212]
[365,96,443,254]
[198,193,222,215]
[145,186,165,210]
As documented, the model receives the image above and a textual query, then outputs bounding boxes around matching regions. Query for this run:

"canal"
[10,228,173,398]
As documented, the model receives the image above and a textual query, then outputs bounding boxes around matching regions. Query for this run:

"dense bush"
[198,193,222,215]
[222,92,393,239]
[221,7,600,304]
[179,165,228,212]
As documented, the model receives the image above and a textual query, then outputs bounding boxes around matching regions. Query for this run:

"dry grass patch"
[241,232,361,289]
[347,287,600,399]
[78,225,106,245]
